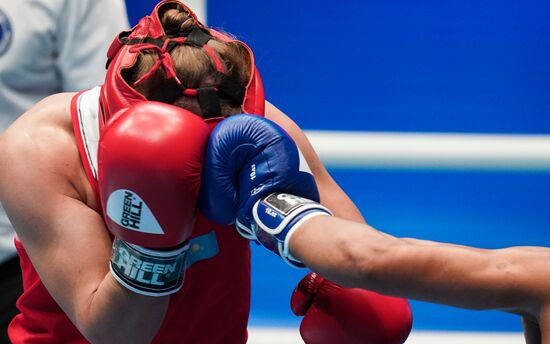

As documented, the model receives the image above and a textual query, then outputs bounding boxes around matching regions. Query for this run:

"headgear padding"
[99,0,265,129]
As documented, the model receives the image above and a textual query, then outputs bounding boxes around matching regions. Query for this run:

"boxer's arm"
[289,215,548,317]
[0,109,167,343]
[261,106,545,314]
[265,101,366,223]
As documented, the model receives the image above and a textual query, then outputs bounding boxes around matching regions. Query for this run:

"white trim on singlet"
[75,87,101,180]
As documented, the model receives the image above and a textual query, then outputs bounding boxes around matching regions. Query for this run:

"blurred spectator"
[0,0,128,341]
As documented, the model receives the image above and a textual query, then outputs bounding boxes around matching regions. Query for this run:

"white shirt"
[0,0,129,264]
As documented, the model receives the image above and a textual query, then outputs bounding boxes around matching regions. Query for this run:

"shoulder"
[263,101,366,222]
[264,101,308,141]
[0,92,89,200]
[264,101,314,158]
[1,92,74,158]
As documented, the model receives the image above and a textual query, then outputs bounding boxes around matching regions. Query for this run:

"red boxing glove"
[98,101,210,296]
[292,273,412,344]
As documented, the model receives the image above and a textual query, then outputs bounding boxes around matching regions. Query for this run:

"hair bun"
[160,3,197,37]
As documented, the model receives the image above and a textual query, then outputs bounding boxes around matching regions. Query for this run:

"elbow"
[78,318,115,344]
[81,327,117,344]
[78,317,127,344]
[79,317,159,344]
[75,295,165,344]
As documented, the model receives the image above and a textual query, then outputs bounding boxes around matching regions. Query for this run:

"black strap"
[196,87,222,119]
[124,28,212,52]
[216,74,246,105]
[185,26,212,47]
[148,79,183,104]
[166,40,180,53]
[126,37,166,47]
[107,24,214,69]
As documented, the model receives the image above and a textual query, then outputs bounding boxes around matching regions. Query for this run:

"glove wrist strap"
[252,192,332,269]
[110,238,189,296]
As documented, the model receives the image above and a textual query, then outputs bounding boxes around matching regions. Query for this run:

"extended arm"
[198,109,547,342]
[290,215,549,317]
[263,101,547,316]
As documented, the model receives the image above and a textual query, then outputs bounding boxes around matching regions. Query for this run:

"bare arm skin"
[265,101,366,223]
[0,94,168,343]
[289,215,550,343]
[539,306,550,344]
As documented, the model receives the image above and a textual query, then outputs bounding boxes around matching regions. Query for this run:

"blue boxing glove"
[199,115,331,268]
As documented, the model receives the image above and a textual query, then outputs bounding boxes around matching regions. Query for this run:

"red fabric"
[10,218,251,344]
[8,92,252,344]
[130,40,183,86]
[201,45,225,73]
[9,239,84,344]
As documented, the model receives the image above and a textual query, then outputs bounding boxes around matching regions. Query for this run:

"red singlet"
[8,88,252,343]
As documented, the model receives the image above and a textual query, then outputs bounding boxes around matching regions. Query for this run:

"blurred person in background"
[0,0,128,341]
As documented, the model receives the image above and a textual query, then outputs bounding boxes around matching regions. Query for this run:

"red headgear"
[99,0,265,129]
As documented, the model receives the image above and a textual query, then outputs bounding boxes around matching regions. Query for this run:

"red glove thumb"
[291,272,413,344]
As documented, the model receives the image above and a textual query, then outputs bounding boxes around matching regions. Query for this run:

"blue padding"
[186,231,219,268]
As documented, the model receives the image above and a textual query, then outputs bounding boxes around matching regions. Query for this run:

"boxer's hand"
[98,102,210,296]
[199,115,328,267]
[292,272,413,344]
